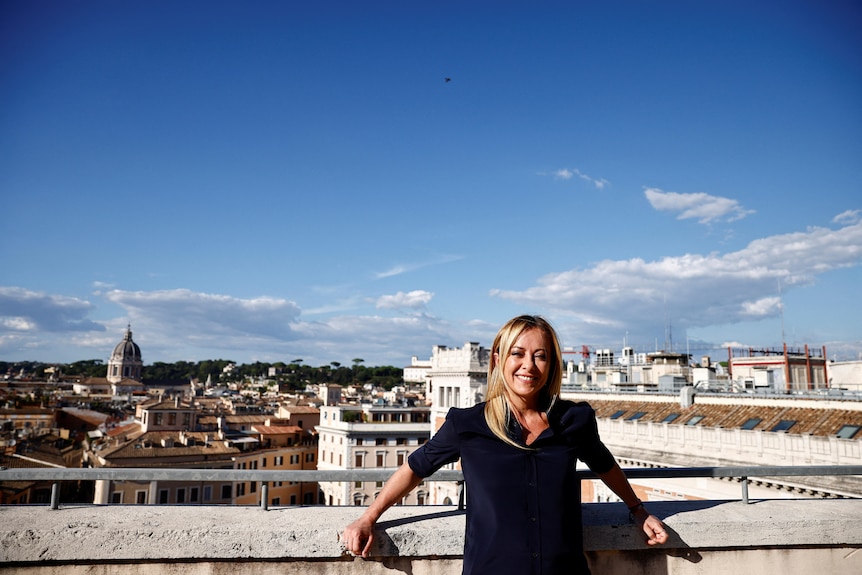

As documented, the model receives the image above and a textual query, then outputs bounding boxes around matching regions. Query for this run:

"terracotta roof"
[98,431,240,461]
[586,398,862,437]
[278,405,320,414]
[252,425,305,435]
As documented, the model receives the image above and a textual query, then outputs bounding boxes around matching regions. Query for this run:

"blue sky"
[2,0,861,368]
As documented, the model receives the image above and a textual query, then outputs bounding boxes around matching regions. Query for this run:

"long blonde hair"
[484,315,563,448]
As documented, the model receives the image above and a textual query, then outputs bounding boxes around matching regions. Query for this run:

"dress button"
[532,552,538,558]
[531,516,537,522]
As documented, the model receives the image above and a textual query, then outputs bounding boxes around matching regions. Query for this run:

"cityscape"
[2,326,860,508]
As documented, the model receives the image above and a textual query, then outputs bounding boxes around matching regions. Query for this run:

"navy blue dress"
[408,400,616,575]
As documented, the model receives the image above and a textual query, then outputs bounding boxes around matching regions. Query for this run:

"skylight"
[771,420,796,432]
[741,418,761,430]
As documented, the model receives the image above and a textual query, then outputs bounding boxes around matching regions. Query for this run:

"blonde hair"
[483,315,563,448]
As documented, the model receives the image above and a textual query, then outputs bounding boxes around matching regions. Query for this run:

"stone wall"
[2,499,861,574]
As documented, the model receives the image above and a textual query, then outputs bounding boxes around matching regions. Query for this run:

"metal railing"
[2,465,860,510]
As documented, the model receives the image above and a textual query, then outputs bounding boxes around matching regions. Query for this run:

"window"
[272,497,280,506]
[110,491,123,504]
[771,420,796,432]
[355,453,364,467]
[220,484,232,500]
[376,438,386,446]
[610,410,626,419]
[155,413,163,426]
[396,437,407,445]
[183,413,191,427]
[741,418,761,430]
[168,413,177,426]
[203,486,213,502]
[190,487,199,503]
[626,412,646,421]
[159,489,169,504]
[685,415,705,426]
[305,452,315,462]
[176,488,186,503]
[136,491,147,504]
[837,425,861,439]
[376,453,385,467]
[261,457,267,468]
[661,413,680,423]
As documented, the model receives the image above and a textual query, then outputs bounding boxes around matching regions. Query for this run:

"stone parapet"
[2,500,861,574]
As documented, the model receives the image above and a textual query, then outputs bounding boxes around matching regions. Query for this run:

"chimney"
[680,386,695,409]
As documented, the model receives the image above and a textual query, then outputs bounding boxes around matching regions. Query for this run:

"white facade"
[424,342,489,505]
[829,360,862,391]
[315,404,431,507]
[403,356,431,383]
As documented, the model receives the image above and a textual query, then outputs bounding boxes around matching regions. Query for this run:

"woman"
[343,315,668,574]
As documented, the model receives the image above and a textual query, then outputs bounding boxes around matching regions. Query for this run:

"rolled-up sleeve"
[408,414,462,478]
[576,411,616,474]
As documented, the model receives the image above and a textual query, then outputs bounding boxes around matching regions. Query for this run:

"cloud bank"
[490,219,862,346]
[1,219,860,365]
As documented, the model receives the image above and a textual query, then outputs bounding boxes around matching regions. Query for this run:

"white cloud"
[740,296,782,318]
[374,254,464,279]
[104,289,301,339]
[0,287,103,332]
[376,290,434,310]
[553,168,609,189]
[833,209,860,225]
[490,219,862,347]
[644,187,755,223]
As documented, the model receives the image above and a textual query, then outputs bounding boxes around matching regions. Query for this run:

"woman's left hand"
[633,508,669,545]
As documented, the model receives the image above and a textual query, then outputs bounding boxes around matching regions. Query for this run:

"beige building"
[87,398,240,505]
[233,423,320,506]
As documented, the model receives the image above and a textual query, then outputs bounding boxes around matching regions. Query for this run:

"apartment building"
[316,403,431,506]
[233,423,320,506]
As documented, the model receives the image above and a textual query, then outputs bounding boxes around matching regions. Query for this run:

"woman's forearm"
[359,461,424,523]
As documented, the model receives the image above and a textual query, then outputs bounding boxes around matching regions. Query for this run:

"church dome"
[112,327,142,360]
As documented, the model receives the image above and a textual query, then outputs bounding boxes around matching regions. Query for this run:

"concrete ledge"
[2,500,861,574]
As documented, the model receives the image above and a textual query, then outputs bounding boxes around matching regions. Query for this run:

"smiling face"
[496,327,550,408]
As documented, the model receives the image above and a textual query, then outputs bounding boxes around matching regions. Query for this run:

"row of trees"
[2,359,405,391]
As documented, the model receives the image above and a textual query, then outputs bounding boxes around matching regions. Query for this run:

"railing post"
[741,476,749,504]
[260,483,269,511]
[50,482,60,510]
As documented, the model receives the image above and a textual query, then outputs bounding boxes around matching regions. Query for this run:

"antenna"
[778,279,786,344]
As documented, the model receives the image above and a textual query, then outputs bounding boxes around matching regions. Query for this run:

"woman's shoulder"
[442,402,490,432]
[550,398,598,429]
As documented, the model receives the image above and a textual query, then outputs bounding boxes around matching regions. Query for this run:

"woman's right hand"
[342,516,376,558]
